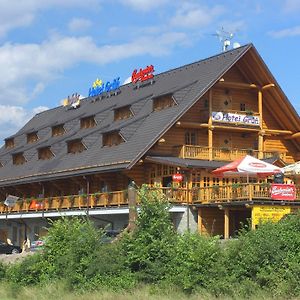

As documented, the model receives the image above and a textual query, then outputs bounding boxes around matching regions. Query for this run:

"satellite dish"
[233,42,241,49]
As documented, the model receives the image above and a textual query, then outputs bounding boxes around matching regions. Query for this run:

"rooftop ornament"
[63,93,81,109]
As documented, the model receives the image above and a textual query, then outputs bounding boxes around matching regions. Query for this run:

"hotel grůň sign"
[212,112,260,126]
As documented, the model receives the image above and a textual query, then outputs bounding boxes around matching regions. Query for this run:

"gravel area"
[0,251,34,264]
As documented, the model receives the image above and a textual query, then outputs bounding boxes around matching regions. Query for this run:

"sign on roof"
[212,111,259,126]
[131,65,155,84]
[88,77,120,97]
[63,93,81,109]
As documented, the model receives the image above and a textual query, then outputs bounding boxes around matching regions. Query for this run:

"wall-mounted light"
[158,138,165,143]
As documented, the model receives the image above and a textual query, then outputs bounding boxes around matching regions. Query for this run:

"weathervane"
[213,27,240,52]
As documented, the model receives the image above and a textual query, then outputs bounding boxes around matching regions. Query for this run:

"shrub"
[123,185,177,283]
[166,233,221,292]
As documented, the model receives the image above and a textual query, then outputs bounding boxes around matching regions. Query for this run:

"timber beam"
[284,132,300,140]
[215,81,258,90]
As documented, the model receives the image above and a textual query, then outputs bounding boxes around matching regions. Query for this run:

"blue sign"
[88,77,120,97]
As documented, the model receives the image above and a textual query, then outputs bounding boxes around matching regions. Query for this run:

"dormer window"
[38,146,54,160]
[114,106,133,121]
[5,138,14,149]
[52,124,65,137]
[12,152,26,165]
[67,139,86,154]
[153,94,176,111]
[103,131,124,147]
[80,116,96,129]
[27,132,39,144]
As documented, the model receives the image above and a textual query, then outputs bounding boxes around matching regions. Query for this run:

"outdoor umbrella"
[282,161,300,177]
[211,155,282,181]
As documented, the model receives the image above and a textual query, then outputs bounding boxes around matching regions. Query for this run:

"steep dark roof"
[0,44,253,186]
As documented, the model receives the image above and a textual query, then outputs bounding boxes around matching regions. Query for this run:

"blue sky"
[0,0,299,141]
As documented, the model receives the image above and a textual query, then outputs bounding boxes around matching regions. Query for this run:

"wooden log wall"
[198,207,224,236]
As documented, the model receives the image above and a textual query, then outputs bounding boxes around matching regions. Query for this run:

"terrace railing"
[0,184,299,214]
[173,145,286,161]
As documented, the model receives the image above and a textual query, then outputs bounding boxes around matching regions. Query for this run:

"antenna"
[213,27,235,52]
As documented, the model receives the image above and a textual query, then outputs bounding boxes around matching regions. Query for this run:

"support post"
[208,89,213,160]
[198,208,203,234]
[258,89,263,159]
[224,208,230,239]
[128,182,137,232]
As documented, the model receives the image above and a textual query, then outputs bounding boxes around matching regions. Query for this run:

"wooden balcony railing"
[174,145,286,161]
[0,184,299,214]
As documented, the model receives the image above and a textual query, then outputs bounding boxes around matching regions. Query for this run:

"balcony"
[173,145,286,161]
[0,184,299,215]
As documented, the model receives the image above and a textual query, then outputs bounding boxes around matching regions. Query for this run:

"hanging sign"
[212,112,260,126]
[63,93,80,109]
[172,173,183,182]
[131,65,155,83]
[270,184,296,201]
[4,195,19,207]
[88,77,120,97]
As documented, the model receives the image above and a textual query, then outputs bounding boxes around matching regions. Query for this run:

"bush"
[123,185,177,283]
[0,262,6,280]
[166,233,221,292]
[212,212,300,298]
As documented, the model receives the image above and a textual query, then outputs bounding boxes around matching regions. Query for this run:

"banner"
[270,184,296,201]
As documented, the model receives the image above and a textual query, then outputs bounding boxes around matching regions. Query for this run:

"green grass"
[0,283,295,300]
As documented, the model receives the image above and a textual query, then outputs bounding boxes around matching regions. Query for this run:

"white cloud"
[119,0,169,11]
[269,26,300,38]
[68,18,92,32]
[123,76,132,85]
[170,3,224,28]
[283,0,300,13]
[0,0,100,37]
[0,32,187,105]
[0,104,49,141]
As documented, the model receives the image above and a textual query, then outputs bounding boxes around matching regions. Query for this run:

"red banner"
[270,184,296,201]
[172,173,183,182]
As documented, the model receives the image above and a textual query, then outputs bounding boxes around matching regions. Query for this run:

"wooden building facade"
[0,44,299,246]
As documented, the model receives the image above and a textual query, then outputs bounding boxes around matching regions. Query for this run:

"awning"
[145,156,226,169]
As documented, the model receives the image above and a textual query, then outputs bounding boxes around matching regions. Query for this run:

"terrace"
[1,183,299,214]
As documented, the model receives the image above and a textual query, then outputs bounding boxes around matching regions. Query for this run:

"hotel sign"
[88,77,120,97]
[212,112,259,126]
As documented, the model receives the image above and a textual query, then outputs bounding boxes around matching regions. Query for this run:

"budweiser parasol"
[282,161,300,177]
[212,155,282,179]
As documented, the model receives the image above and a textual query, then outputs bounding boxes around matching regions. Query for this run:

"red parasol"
[212,155,282,180]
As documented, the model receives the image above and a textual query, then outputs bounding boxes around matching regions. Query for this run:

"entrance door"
[162,176,173,187]
[0,229,8,242]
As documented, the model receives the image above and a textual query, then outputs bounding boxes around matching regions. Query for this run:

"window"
[153,94,176,111]
[38,147,54,160]
[5,138,14,149]
[52,124,65,137]
[80,116,96,129]
[27,132,39,144]
[103,131,124,147]
[114,106,133,121]
[13,153,26,165]
[185,131,197,145]
[67,139,86,154]
[240,103,246,111]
